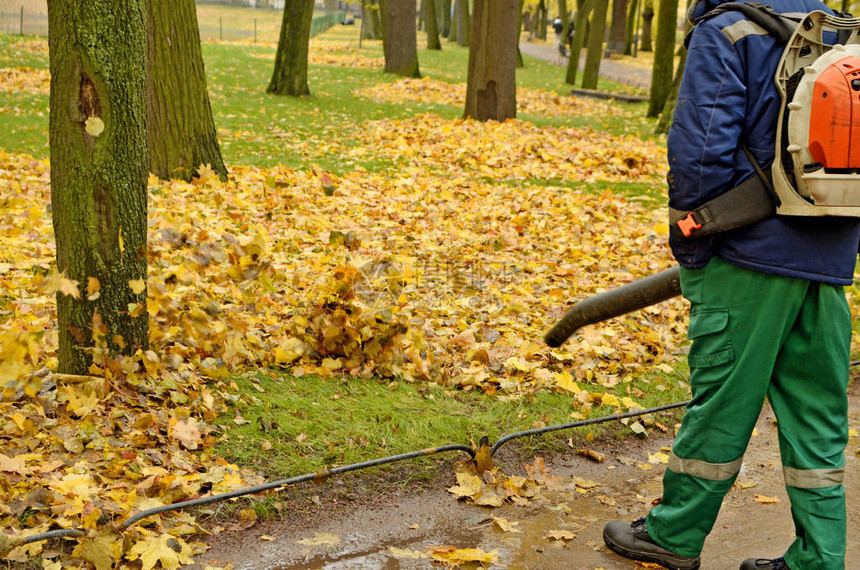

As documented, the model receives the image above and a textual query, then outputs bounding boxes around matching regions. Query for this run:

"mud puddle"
[191,392,860,569]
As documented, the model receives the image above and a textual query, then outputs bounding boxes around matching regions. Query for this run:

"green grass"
[0,24,656,170]
[215,369,690,482]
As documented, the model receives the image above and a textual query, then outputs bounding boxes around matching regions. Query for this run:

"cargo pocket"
[687,308,734,369]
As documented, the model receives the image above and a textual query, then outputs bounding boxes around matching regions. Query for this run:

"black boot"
[603,518,701,570]
[740,558,788,569]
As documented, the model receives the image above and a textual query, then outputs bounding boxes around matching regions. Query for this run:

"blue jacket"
[667,0,860,285]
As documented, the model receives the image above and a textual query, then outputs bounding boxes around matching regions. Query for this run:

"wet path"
[191,385,860,569]
[518,41,652,90]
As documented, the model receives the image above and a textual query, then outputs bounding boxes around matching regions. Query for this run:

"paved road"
[519,41,652,90]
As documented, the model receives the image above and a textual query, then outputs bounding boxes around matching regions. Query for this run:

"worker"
[601,0,860,568]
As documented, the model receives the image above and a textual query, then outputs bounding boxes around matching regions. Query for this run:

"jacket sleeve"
[667,20,748,212]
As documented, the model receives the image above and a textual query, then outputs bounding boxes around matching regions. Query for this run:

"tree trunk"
[607,0,628,54]
[581,0,608,89]
[655,44,686,134]
[640,0,653,51]
[517,0,525,68]
[268,0,314,96]
[362,0,383,39]
[537,0,547,40]
[558,0,569,40]
[566,0,592,84]
[425,0,441,49]
[624,0,639,55]
[440,0,452,37]
[146,0,227,182]
[418,0,425,29]
[384,0,421,77]
[48,0,149,375]
[464,0,518,121]
[647,0,677,117]
[457,0,471,46]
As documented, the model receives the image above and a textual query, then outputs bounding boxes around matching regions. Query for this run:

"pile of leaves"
[0,67,50,95]
[359,113,663,183]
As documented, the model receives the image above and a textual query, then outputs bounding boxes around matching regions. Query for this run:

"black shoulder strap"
[688,2,797,45]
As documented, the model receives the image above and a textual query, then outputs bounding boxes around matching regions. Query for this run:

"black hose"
[489,400,689,455]
[117,443,475,530]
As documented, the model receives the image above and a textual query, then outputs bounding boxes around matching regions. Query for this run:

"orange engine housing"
[808,56,860,169]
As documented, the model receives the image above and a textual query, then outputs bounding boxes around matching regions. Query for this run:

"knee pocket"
[687,307,734,369]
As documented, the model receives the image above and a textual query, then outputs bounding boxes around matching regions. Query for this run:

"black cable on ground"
[489,400,690,456]
[14,444,475,548]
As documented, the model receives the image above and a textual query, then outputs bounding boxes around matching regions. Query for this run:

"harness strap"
[691,2,797,44]
[669,150,777,239]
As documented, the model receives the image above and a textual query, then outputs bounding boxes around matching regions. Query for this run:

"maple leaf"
[193,163,217,186]
[169,418,202,450]
[544,529,577,541]
[45,267,80,299]
[127,533,194,570]
[427,545,497,567]
[71,531,122,570]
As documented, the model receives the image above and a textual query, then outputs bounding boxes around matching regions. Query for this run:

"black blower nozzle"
[544,265,682,348]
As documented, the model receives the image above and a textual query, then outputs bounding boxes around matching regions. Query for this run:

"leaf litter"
[0,53,802,568]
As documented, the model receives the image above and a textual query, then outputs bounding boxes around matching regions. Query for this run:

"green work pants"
[646,257,850,569]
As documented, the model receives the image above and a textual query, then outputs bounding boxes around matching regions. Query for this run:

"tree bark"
[425,0,441,49]
[517,0,525,68]
[566,0,592,84]
[607,0,628,54]
[362,0,383,39]
[440,0,452,37]
[537,0,547,40]
[457,0,471,46]
[647,0,677,117]
[624,0,639,55]
[464,0,518,121]
[640,0,653,51]
[48,0,149,375]
[268,0,314,96]
[146,0,227,182]
[581,0,608,89]
[383,0,421,77]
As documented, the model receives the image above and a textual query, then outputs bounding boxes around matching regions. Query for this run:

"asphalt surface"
[518,40,653,90]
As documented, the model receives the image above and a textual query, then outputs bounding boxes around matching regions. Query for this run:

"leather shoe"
[603,518,701,570]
